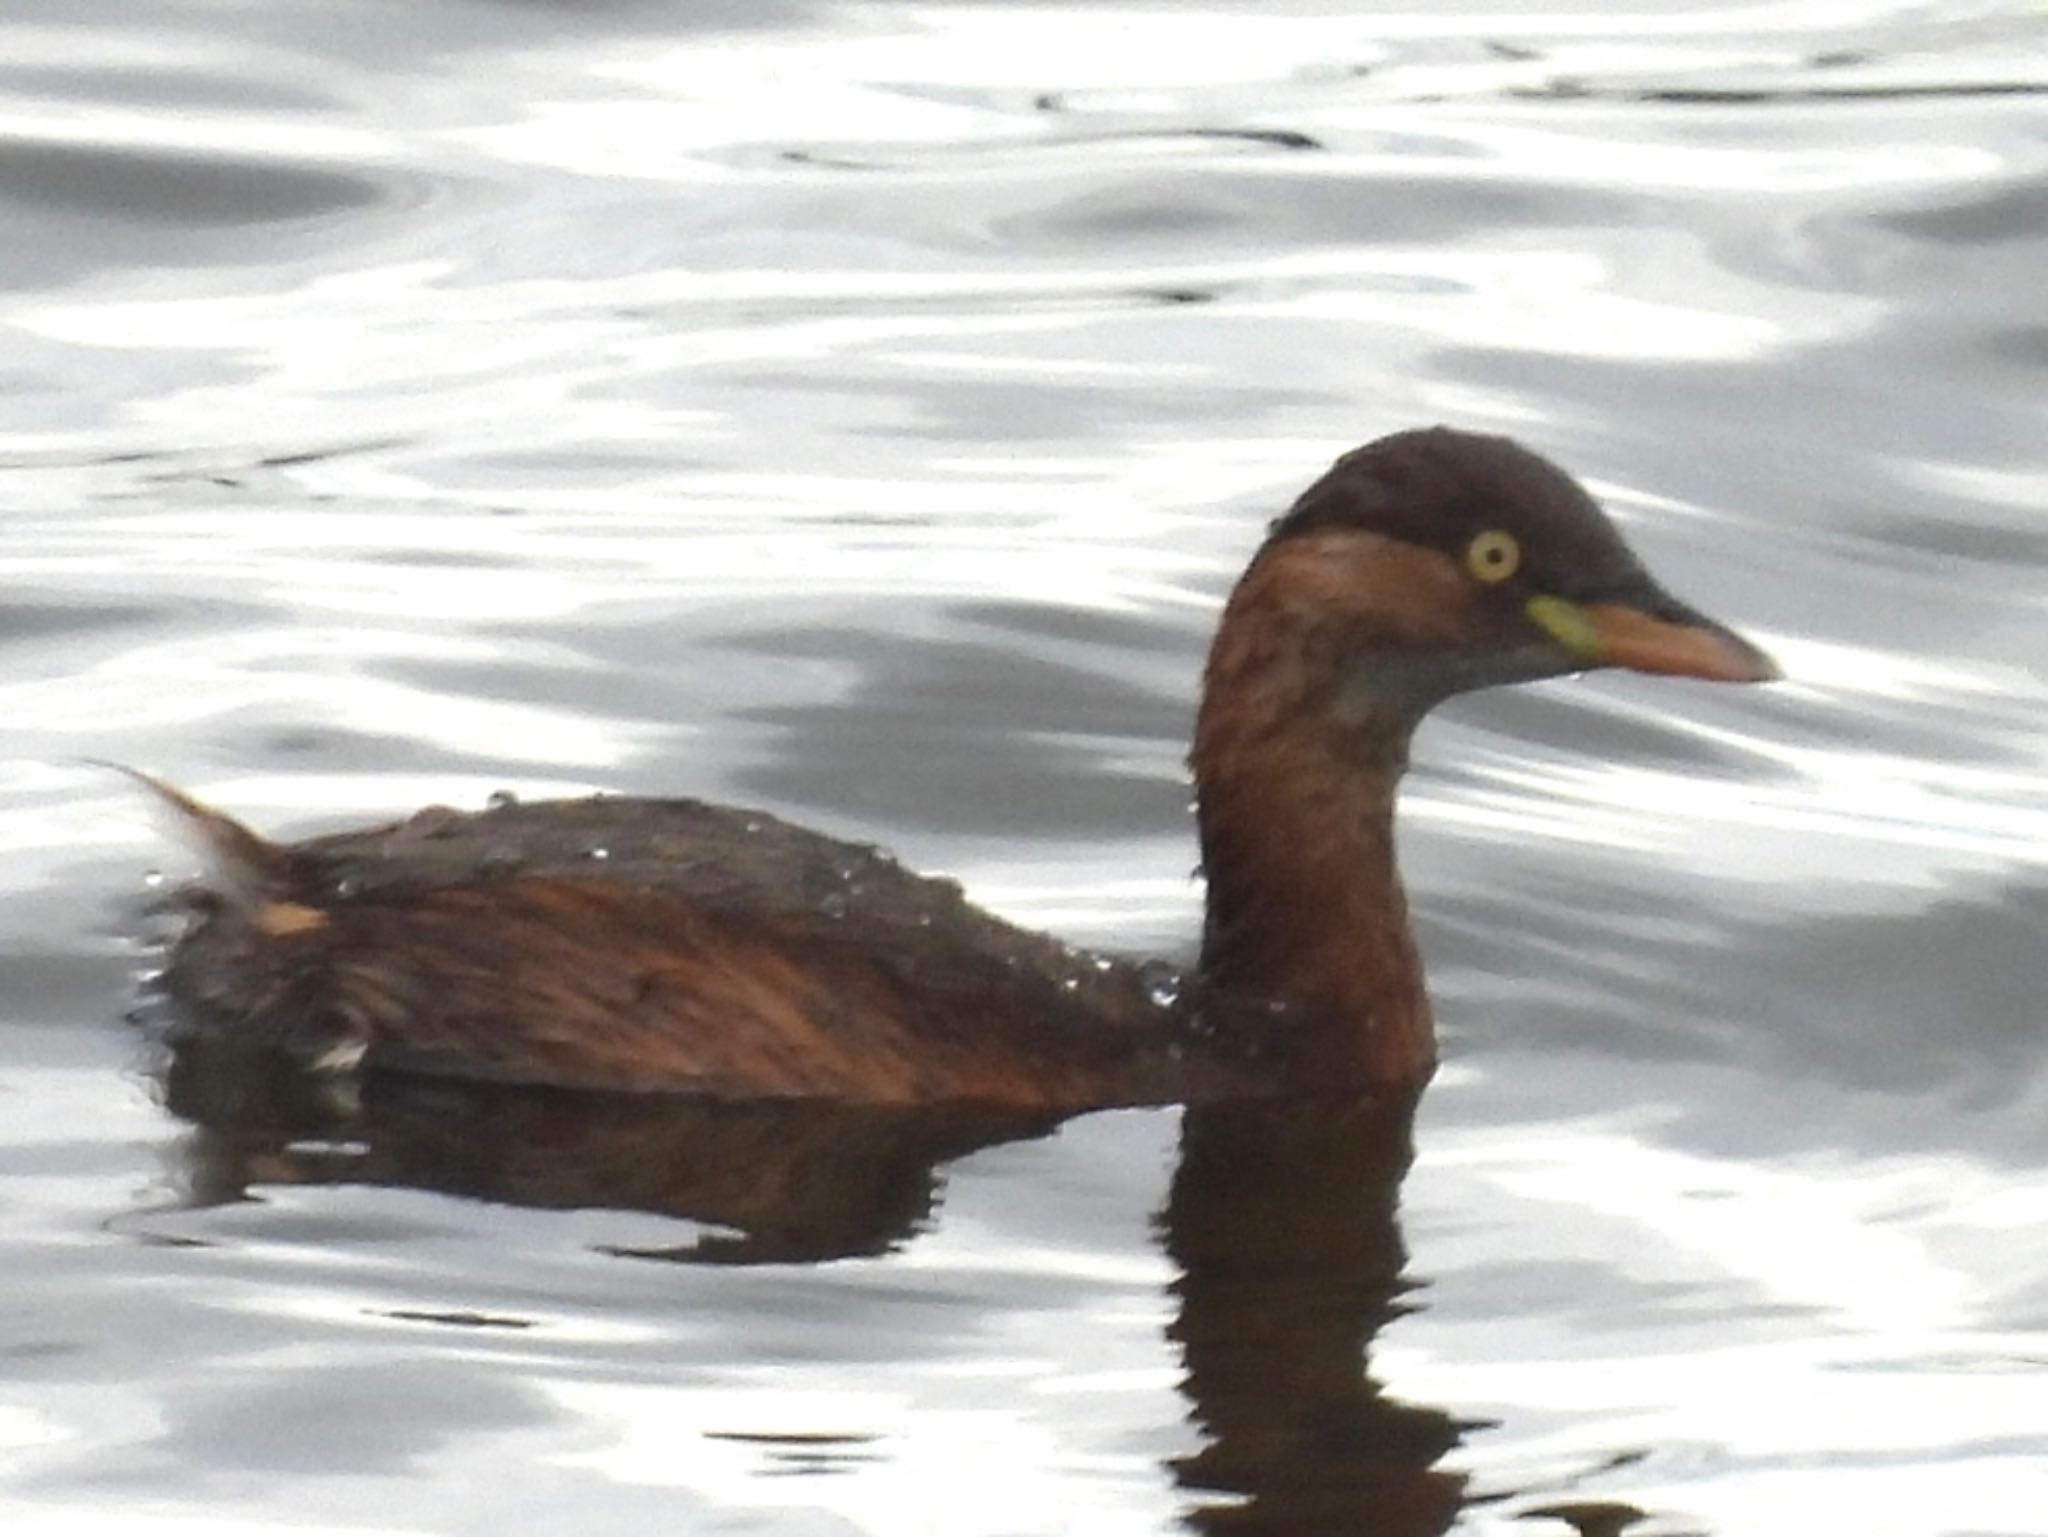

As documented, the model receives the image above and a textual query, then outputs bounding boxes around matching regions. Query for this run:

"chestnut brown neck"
[1189,534,1442,1089]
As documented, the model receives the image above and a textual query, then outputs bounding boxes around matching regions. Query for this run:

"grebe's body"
[161,790,1211,1105]
[142,428,1776,1109]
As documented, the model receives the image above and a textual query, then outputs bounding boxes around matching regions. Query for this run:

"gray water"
[3,3,2045,1534]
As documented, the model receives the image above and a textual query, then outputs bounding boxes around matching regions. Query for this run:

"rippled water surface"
[4,2,2045,1533]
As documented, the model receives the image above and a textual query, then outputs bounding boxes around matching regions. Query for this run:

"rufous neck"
[1189,549,1437,1089]
[1193,732,1433,1087]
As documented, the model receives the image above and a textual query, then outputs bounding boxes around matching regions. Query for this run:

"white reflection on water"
[1407,1115,2048,1534]
[1417,748,2048,893]
[1774,633,2047,709]
[0,1404,64,1457]
[545,1376,1181,1536]
[1408,624,2048,901]
[0,1515,413,1537]
[1444,1349,2048,1537]
[4,632,648,767]
[540,1190,1184,1532]
[1435,1122,1984,1329]
[568,4,2043,123]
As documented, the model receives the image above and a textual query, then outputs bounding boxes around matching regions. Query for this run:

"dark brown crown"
[1266,427,1656,603]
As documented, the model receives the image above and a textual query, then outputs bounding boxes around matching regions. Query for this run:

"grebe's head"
[1208,427,1778,736]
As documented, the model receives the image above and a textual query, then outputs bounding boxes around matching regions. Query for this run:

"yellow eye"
[1465,529,1520,584]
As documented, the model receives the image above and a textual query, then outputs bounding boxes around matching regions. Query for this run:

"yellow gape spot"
[1465,529,1520,583]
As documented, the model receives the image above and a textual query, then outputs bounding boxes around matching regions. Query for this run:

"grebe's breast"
[161,794,1183,1108]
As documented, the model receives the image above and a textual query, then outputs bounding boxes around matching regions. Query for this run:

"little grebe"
[137,428,1775,1108]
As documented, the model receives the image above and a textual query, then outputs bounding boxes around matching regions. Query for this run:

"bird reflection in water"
[158,1040,1467,1533]
[157,1035,1059,1265]
[1166,1095,1468,1535]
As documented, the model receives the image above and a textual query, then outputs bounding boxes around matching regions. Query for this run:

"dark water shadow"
[155,1039,1479,1530]
[724,610,1193,839]
[1164,1096,1470,1535]
[158,1038,1061,1264]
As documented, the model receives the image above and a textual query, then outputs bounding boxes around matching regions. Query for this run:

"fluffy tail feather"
[91,761,284,913]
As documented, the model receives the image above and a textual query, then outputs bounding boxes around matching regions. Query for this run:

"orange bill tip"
[1574,601,1780,683]
[1525,594,1778,683]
